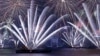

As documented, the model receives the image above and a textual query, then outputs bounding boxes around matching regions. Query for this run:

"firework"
[85,0,100,12]
[2,0,68,50]
[62,26,85,47]
[0,0,30,21]
[0,33,4,48]
[46,0,85,19]
[68,3,100,48]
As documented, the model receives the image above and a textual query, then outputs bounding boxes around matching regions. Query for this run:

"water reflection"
[14,54,53,56]
[8,53,100,56]
[0,53,100,56]
[1,49,100,56]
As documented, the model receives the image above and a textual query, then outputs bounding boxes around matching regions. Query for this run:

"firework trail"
[3,0,68,50]
[62,26,85,47]
[68,3,100,48]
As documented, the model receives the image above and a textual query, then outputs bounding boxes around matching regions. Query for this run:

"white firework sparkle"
[2,0,68,50]
[68,3,100,48]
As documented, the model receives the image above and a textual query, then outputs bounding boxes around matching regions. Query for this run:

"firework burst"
[46,0,85,19]
[2,0,68,50]
[68,3,100,48]
[62,27,85,47]
[0,0,30,21]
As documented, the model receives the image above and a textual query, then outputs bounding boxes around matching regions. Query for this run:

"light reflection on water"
[14,54,52,56]
[0,53,53,56]
[0,53,100,56]
[0,49,100,56]
[2,53,100,56]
